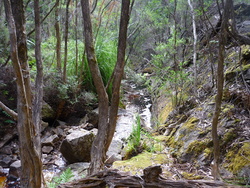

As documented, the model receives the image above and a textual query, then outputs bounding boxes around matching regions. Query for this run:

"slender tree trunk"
[81,0,131,174]
[4,0,43,187]
[33,0,43,158]
[188,0,197,88]
[106,0,131,152]
[211,0,230,180]
[81,0,109,175]
[55,0,62,72]
[63,0,71,82]
[75,0,79,76]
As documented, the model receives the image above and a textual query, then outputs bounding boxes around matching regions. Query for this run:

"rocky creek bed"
[0,79,153,187]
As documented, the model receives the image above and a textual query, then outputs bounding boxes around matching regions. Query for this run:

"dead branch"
[58,166,230,188]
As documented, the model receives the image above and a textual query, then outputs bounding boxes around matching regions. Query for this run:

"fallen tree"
[58,165,234,188]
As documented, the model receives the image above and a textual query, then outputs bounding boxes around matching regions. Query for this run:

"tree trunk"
[187,0,197,88]
[211,0,230,180]
[81,0,109,175]
[63,0,71,82]
[4,0,43,187]
[81,0,131,175]
[55,0,62,72]
[33,0,43,158]
[106,0,131,152]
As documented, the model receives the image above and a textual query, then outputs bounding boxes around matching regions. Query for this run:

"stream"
[107,80,152,161]
[0,79,152,187]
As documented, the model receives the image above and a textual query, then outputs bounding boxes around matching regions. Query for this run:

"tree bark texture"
[55,0,62,72]
[33,0,43,158]
[63,0,71,82]
[81,0,131,175]
[4,0,43,187]
[187,0,197,88]
[106,0,131,152]
[211,0,229,181]
[81,0,109,175]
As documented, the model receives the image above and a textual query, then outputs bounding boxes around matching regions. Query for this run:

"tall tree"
[211,0,229,180]
[81,0,131,174]
[188,0,197,88]
[63,0,71,82]
[55,0,62,72]
[3,0,43,187]
[33,0,44,157]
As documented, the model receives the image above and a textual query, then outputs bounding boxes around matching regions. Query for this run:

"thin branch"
[0,101,18,121]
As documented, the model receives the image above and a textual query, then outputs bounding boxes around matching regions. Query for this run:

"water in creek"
[115,80,152,140]
[107,80,152,159]
[0,79,152,187]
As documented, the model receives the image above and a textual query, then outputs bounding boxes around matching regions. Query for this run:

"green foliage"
[0,19,9,63]
[47,168,74,188]
[83,36,117,96]
[127,114,142,151]
[150,37,190,107]
[124,114,143,159]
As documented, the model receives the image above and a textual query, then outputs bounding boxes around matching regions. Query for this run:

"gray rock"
[42,146,54,154]
[0,155,12,167]
[106,138,123,164]
[9,160,21,178]
[42,135,59,146]
[59,129,96,164]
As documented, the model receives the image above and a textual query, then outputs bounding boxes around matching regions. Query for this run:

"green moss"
[225,64,250,80]
[179,117,199,134]
[203,148,213,158]
[154,135,169,142]
[186,139,211,156]
[113,152,169,175]
[159,100,173,124]
[222,104,234,114]
[181,172,204,180]
[222,128,237,145]
[225,142,250,174]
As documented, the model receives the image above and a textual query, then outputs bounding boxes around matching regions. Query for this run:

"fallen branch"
[59,166,230,188]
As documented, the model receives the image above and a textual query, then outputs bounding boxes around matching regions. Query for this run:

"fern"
[47,168,74,188]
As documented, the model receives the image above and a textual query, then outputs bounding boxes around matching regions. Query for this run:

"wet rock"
[59,129,97,164]
[9,160,21,178]
[42,146,54,154]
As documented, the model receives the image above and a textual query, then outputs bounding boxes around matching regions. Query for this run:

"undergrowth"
[46,168,74,188]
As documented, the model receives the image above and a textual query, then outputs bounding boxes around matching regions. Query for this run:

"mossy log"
[58,166,233,188]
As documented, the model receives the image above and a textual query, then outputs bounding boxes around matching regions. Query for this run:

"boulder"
[41,101,55,121]
[9,160,21,178]
[59,129,97,164]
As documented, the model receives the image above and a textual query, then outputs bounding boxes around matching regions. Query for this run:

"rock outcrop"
[59,128,97,164]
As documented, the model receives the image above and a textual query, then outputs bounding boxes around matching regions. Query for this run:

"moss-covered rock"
[186,139,211,157]
[224,142,250,174]
[158,100,173,124]
[112,152,170,175]
[181,172,204,180]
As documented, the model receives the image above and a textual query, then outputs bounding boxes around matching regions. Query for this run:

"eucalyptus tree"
[81,0,131,174]
[3,0,44,186]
